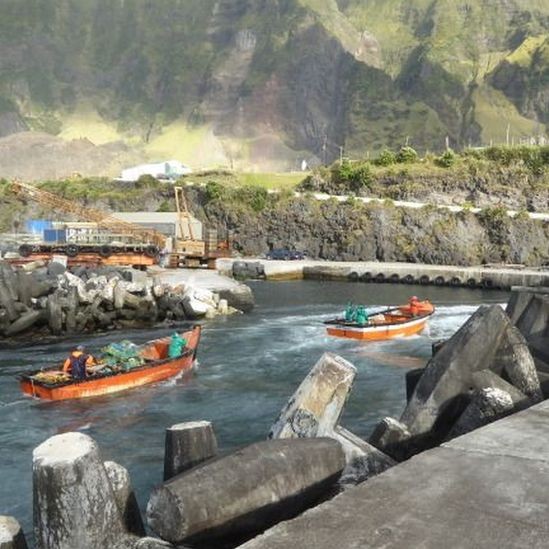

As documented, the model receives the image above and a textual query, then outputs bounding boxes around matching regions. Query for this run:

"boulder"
[447,388,514,439]
[269,353,356,439]
[0,281,17,321]
[104,461,146,537]
[0,516,28,549]
[513,294,549,341]
[164,421,218,480]
[132,538,175,549]
[147,438,345,546]
[33,432,127,549]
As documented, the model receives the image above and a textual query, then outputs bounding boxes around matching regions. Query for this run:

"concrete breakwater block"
[147,438,345,545]
[104,461,146,537]
[0,516,28,549]
[269,353,356,439]
[269,352,394,485]
[447,388,514,439]
[33,432,127,549]
[163,421,218,480]
[333,426,396,486]
[390,305,543,458]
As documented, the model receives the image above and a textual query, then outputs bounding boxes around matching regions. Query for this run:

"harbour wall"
[219,258,549,290]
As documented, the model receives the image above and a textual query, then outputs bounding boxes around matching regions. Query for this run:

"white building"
[119,160,192,182]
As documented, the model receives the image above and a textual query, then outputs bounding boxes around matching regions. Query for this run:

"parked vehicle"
[266,248,306,260]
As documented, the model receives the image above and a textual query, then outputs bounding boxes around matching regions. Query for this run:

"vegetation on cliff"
[0,0,547,171]
[299,145,549,212]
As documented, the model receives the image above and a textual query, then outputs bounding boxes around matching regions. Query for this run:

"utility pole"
[506,123,510,147]
[339,145,344,165]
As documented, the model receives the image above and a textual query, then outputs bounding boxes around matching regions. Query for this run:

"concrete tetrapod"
[163,421,218,480]
[269,352,394,485]
[147,438,345,546]
[400,305,540,440]
[33,432,127,549]
[0,516,28,549]
[269,352,356,439]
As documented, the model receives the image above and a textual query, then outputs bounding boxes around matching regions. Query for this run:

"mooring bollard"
[163,421,218,481]
[148,438,345,545]
[0,516,28,549]
[33,432,127,549]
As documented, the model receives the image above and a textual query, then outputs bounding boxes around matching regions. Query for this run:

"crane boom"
[10,180,166,248]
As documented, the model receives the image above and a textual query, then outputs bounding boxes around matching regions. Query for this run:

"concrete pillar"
[33,432,126,549]
[147,438,345,546]
[269,353,356,439]
[163,421,217,481]
[0,516,28,549]
[104,461,146,537]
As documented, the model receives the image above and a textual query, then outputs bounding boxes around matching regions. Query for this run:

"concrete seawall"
[218,259,549,290]
[240,398,549,549]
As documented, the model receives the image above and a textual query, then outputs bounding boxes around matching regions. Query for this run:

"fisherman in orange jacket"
[63,345,95,380]
[409,296,420,316]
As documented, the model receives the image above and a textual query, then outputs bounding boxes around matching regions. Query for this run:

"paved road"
[295,192,549,221]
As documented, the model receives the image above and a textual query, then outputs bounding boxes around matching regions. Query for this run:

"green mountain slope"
[0,0,547,173]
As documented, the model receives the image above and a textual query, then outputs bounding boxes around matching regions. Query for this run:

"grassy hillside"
[0,0,547,173]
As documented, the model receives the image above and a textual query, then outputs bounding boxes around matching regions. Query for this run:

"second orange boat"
[324,298,434,341]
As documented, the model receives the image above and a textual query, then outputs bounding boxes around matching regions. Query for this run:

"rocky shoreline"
[0,260,253,342]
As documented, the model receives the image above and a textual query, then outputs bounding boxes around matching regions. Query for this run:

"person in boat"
[63,345,96,380]
[355,306,369,326]
[409,296,420,317]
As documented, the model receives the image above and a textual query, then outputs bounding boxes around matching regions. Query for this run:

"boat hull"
[20,326,200,401]
[326,315,429,340]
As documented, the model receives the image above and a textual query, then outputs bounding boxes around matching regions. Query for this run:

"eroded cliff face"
[0,0,547,173]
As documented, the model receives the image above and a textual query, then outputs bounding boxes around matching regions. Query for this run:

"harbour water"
[0,280,508,536]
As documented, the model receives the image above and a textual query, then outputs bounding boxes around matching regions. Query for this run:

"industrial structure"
[7,181,230,268]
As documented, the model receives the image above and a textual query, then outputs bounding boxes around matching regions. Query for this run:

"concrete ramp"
[239,400,549,549]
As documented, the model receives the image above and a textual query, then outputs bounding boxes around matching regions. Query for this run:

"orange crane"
[9,179,165,260]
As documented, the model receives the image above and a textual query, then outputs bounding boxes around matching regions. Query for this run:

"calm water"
[0,281,508,536]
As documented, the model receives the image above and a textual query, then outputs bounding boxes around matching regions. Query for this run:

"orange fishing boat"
[324,298,434,341]
[19,325,201,400]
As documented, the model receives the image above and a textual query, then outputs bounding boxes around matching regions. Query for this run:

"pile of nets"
[100,340,144,372]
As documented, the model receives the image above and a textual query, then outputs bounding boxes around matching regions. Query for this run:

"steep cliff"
[0,0,547,173]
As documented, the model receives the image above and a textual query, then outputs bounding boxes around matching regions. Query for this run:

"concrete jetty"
[240,399,549,549]
[218,258,549,289]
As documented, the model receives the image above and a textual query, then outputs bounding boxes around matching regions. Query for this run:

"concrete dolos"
[0,516,27,549]
[400,305,541,441]
[147,438,345,545]
[269,352,395,485]
[163,421,218,480]
[269,352,356,439]
[33,432,127,549]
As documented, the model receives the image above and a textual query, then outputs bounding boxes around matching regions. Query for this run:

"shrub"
[205,180,224,202]
[396,146,418,164]
[234,185,268,212]
[334,160,372,192]
[373,149,397,166]
[435,149,457,168]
